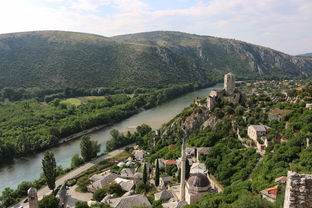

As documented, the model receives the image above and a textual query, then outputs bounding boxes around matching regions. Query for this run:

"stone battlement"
[284,171,312,208]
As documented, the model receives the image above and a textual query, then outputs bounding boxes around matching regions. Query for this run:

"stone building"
[260,185,278,202]
[247,125,267,140]
[185,173,211,204]
[28,187,38,208]
[284,171,312,208]
[224,73,235,96]
[207,96,216,111]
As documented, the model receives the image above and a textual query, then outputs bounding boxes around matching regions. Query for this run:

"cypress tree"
[185,158,190,179]
[42,151,57,191]
[155,159,160,186]
[80,136,99,162]
[143,163,147,184]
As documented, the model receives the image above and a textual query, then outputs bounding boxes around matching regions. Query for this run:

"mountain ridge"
[0,30,311,89]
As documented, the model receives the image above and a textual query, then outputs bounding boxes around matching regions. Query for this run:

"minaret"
[28,187,38,208]
[180,135,186,201]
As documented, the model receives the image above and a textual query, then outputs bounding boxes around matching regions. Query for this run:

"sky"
[0,0,311,55]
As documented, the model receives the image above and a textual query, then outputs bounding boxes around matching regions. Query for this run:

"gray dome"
[187,173,210,187]
[28,187,37,196]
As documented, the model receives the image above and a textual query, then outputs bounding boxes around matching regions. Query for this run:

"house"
[176,158,193,169]
[248,125,267,140]
[120,168,135,178]
[306,103,312,109]
[133,149,144,161]
[164,160,177,167]
[275,176,287,184]
[185,148,195,158]
[196,147,210,162]
[133,172,143,179]
[268,109,292,121]
[162,200,187,208]
[260,185,278,202]
[154,190,174,201]
[190,163,207,174]
[155,158,166,169]
[117,161,125,168]
[114,178,135,192]
[255,137,271,154]
[159,176,172,189]
[104,194,152,208]
[88,172,118,192]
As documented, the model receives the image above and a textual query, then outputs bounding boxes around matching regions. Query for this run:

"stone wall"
[284,171,312,208]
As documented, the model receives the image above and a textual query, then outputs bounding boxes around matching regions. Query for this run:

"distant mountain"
[0,30,311,89]
[297,53,312,57]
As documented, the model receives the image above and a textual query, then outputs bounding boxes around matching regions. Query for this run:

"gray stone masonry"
[284,171,312,208]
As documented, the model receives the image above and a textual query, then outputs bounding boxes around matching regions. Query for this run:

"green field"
[61,96,105,106]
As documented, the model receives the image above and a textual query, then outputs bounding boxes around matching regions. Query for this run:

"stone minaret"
[180,135,186,201]
[224,73,235,95]
[28,187,38,208]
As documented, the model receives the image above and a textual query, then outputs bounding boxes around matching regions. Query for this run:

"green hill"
[0,30,311,89]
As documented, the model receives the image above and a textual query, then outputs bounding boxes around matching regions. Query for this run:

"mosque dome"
[187,173,210,188]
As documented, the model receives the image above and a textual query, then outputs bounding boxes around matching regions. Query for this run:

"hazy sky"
[0,0,311,55]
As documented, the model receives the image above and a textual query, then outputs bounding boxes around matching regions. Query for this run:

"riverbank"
[58,124,110,144]
[0,83,223,193]
[11,144,135,208]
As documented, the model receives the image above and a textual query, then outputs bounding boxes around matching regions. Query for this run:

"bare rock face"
[201,116,220,129]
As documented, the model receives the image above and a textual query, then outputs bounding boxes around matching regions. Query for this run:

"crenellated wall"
[284,171,312,208]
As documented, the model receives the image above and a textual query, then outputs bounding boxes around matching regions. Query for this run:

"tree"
[136,124,152,137]
[93,188,107,202]
[39,195,59,208]
[0,187,16,207]
[75,201,89,208]
[185,159,191,179]
[42,151,57,191]
[103,182,123,196]
[80,136,100,162]
[155,159,160,186]
[16,181,33,196]
[143,163,147,184]
[71,154,83,168]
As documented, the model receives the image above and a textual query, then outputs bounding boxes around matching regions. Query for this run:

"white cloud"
[0,0,311,54]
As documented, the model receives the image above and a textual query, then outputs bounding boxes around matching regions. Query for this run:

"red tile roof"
[275,176,287,183]
[164,160,177,165]
[262,185,278,196]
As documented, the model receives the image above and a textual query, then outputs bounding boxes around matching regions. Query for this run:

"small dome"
[187,173,210,187]
[28,187,37,196]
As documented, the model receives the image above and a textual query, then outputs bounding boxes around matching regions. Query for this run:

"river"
[0,83,223,193]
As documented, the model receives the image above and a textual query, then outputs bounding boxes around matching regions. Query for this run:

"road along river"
[0,83,223,192]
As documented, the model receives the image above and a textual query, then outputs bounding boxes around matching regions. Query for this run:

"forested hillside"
[0,31,311,90]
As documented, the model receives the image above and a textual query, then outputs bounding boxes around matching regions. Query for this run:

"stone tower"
[224,73,235,95]
[180,135,186,201]
[28,187,38,208]
[207,96,215,111]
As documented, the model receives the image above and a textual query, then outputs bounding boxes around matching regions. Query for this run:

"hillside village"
[15,73,312,208]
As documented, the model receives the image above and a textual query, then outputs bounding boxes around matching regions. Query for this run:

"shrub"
[39,195,59,208]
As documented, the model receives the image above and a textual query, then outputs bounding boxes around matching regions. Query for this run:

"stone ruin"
[283,171,312,208]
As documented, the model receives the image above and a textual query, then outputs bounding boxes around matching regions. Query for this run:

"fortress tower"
[224,73,235,95]
[28,187,38,208]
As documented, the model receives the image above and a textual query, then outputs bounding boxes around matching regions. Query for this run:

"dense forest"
[0,83,195,163]
[0,31,311,89]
